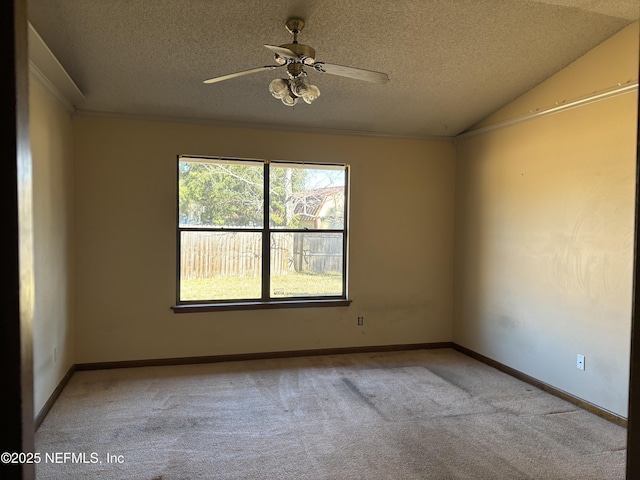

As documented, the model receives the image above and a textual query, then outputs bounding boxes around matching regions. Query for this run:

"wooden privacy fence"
[181,231,343,279]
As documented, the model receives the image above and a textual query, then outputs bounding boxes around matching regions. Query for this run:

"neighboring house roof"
[292,187,344,222]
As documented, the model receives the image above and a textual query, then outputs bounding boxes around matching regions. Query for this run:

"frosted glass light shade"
[303,84,320,104]
[281,93,298,106]
[269,78,289,99]
[290,77,309,97]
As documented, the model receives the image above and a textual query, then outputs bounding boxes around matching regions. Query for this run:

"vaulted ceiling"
[27,0,639,138]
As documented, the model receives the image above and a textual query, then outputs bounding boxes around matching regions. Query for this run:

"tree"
[179,161,264,227]
[179,160,314,228]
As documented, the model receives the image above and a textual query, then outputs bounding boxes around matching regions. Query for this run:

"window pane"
[269,164,345,229]
[270,232,343,297]
[180,231,261,301]
[179,159,263,228]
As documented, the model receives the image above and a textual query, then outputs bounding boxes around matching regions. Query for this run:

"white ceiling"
[27,0,639,138]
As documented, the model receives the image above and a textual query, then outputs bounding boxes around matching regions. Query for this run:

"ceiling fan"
[203,17,390,106]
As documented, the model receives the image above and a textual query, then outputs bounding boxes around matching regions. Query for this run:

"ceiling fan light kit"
[203,17,389,106]
[269,74,321,106]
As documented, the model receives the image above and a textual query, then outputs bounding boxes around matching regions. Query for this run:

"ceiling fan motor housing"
[281,42,315,60]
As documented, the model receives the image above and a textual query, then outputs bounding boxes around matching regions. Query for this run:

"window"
[174,156,350,311]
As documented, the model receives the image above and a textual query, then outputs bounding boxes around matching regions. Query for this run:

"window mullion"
[261,161,271,301]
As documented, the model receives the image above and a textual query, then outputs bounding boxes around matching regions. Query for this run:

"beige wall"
[454,23,638,416]
[72,117,456,363]
[30,77,75,415]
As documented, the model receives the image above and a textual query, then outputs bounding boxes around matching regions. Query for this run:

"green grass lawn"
[181,272,343,300]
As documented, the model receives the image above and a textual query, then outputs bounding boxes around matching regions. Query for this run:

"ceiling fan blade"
[203,65,281,84]
[312,62,389,84]
[264,44,299,60]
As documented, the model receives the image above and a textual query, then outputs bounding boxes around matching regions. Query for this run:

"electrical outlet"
[357,316,364,326]
[577,354,585,371]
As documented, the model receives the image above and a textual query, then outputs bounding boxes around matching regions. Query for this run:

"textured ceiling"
[27,0,638,137]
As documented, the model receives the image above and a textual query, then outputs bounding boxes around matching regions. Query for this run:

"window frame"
[172,155,351,312]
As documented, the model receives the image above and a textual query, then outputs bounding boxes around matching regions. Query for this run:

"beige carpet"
[35,348,626,479]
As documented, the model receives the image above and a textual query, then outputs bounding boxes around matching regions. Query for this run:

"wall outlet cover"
[577,354,585,370]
